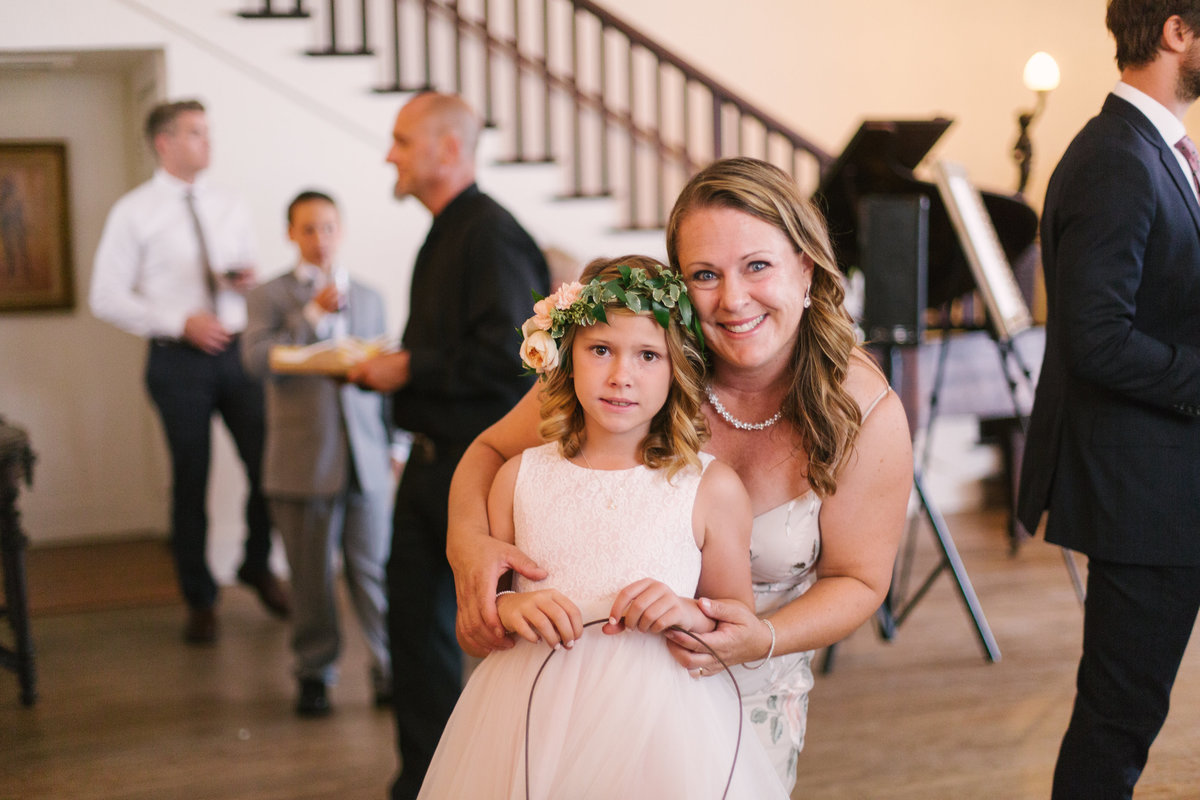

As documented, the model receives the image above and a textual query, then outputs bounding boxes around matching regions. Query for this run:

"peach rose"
[520,329,559,373]
[531,297,554,330]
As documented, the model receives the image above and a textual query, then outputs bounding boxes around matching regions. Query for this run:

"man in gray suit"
[243,190,392,717]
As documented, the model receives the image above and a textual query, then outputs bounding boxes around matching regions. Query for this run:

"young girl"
[417,256,788,799]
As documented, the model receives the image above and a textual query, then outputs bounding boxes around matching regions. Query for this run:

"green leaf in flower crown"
[651,300,669,329]
[590,304,608,325]
[532,289,545,302]
[617,263,632,282]
[651,286,665,302]
[608,282,628,305]
[679,291,694,327]
[625,292,642,314]
[668,283,681,302]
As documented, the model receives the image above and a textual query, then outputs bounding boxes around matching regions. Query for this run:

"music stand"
[925,161,1085,603]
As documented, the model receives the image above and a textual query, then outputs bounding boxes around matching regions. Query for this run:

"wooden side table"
[0,418,36,706]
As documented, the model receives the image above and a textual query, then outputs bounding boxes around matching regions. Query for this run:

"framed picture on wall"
[0,142,74,312]
[933,160,1032,342]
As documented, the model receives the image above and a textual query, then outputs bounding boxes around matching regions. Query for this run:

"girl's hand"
[497,590,583,650]
[664,597,771,675]
[452,536,547,655]
[605,578,713,635]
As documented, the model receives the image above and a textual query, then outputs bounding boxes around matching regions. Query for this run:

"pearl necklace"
[705,385,783,431]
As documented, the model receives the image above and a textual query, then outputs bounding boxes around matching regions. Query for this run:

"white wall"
[0,0,1166,563]
[0,64,178,536]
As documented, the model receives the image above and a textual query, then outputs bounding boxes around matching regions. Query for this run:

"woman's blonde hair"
[537,255,709,479]
[665,157,862,498]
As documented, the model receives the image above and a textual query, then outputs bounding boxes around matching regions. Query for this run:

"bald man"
[349,93,549,799]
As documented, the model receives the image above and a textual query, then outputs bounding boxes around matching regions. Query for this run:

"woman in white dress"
[447,157,913,790]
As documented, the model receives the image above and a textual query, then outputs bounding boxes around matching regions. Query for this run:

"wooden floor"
[3,507,1200,799]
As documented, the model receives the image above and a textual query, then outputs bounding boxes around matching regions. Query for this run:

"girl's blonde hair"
[665,157,862,498]
[537,255,709,479]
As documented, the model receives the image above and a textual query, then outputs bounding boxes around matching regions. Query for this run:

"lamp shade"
[1023,52,1061,92]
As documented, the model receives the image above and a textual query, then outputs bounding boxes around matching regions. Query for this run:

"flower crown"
[519,263,704,375]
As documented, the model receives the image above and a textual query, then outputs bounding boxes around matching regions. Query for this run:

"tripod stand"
[821,339,1001,674]
[884,340,1003,661]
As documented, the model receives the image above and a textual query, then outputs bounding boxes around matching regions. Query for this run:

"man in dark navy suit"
[1018,2,1200,797]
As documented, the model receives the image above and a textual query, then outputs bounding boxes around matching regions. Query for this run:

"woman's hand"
[604,578,713,636]
[498,590,583,649]
[664,597,772,676]
[450,534,547,656]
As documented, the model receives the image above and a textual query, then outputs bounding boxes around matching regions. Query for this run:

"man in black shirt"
[350,92,549,800]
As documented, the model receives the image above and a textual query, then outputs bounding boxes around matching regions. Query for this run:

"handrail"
[237,0,833,229]
[569,0,831,167]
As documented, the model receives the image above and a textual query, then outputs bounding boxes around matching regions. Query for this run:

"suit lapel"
[1105,94,1200,235]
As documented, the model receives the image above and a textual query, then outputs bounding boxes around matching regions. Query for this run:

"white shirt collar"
[294,260,332,286]
[152,167,207,196]
[1112,81,1188,148]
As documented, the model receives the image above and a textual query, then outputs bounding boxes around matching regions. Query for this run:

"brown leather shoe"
[236,568,291,619]
[184,607,216,645]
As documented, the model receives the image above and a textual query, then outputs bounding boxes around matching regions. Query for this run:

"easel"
[877,341,1003,664]
[820,337,1002,673]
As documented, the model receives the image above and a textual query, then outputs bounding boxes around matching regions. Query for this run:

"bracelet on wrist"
[496,590,516,598]
[742,617,776,670]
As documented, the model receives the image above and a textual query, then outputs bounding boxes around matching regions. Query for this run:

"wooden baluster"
[450,0,463,95]
[569,4,582,195]
[512,0,525,161]
[599,21,610,197]
[627,39,637,228]
[421,0,432,89]
[358,0,371,55]
[682,74,691,178]
[541,0,552,163]
[654,57,664,228]
[711,91,723,162]
[483,0,495,126]
[390,0,402,89]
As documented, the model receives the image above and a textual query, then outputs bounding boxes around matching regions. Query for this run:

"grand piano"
[814,117,1042,430]
[815,118,1044,548]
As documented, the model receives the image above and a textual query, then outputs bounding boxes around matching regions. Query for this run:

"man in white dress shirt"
[90,99,289,644]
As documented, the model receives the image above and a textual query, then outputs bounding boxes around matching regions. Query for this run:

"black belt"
[150,332,241,349]
[407,433,469,465]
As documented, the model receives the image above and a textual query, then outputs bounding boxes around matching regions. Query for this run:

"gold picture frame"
[0,142,74,312]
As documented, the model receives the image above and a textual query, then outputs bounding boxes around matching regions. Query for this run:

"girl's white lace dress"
[417,442,788,799]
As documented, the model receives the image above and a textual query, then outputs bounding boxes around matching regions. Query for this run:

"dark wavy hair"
[1107,0,1200,70]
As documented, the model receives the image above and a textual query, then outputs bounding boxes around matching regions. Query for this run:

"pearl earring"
[803,285,811,308]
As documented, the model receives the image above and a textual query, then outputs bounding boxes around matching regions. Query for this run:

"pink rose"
[552,281,584,310]
[520,329,559,373]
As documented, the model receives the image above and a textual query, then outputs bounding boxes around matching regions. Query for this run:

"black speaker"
[858,195,929,345]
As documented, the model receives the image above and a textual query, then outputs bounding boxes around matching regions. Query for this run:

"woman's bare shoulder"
[844,348,891,412]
